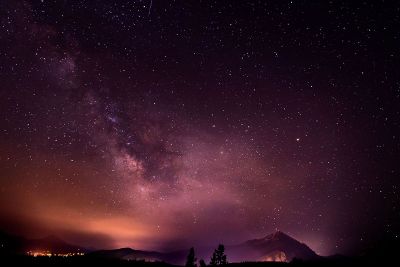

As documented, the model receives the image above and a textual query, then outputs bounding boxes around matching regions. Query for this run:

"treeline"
[185,244,228,267]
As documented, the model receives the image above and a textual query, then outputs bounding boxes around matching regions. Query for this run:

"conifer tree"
[210,244,227,266]
[186,247,197,267]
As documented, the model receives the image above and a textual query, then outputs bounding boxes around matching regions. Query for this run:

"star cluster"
[0,0,399,256]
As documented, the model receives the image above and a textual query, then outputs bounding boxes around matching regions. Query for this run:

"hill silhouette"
[88,231,318,264]
[0,231,87,255]
[235,231,318,262]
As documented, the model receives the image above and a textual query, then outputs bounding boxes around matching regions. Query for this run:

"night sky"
[0,0,399,256]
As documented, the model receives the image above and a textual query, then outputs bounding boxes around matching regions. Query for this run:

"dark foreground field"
[0,255,394,267]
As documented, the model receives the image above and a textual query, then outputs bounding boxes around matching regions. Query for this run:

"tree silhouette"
[210,244,227,266]
[185,247,197,267]
[199,259,207,267]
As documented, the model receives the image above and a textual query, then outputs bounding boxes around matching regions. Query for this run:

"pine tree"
[210,251,217,266]
[199,259,207,267]
[210,244,227,266]
[185,247,197,267]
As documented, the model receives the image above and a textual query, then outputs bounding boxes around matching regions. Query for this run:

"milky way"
[0,0,399,256]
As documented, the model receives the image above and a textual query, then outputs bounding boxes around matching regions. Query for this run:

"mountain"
[228,231,319,262]
[89,231,319,264]
[89,247,165,261]
[88,247,189,264]
[0,232,25,255]
[25,235,87,254]
[0,232,87,255]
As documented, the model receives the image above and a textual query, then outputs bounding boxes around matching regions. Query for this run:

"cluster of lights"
[261,251,287,262]
[27,251,85,257]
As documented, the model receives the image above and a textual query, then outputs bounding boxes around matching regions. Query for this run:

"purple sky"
[0,0,399,256]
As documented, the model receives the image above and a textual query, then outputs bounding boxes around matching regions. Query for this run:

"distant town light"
[26,251,85,257]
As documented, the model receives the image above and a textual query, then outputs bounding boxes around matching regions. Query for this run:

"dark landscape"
[1,0,399,266]
[1,230,399,266]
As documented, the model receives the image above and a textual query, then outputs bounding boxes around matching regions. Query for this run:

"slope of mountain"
[25,235,87,254]
[89,247,165,261]
[0,232,25,255]
[232,231,319,262]
[89,247,192,265]
[0,232,87,255]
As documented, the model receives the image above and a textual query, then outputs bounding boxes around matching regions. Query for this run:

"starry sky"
[0,0,399,256]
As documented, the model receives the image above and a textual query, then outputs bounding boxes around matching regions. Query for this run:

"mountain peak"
[263,230,293,241]
[243,231,318,262]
